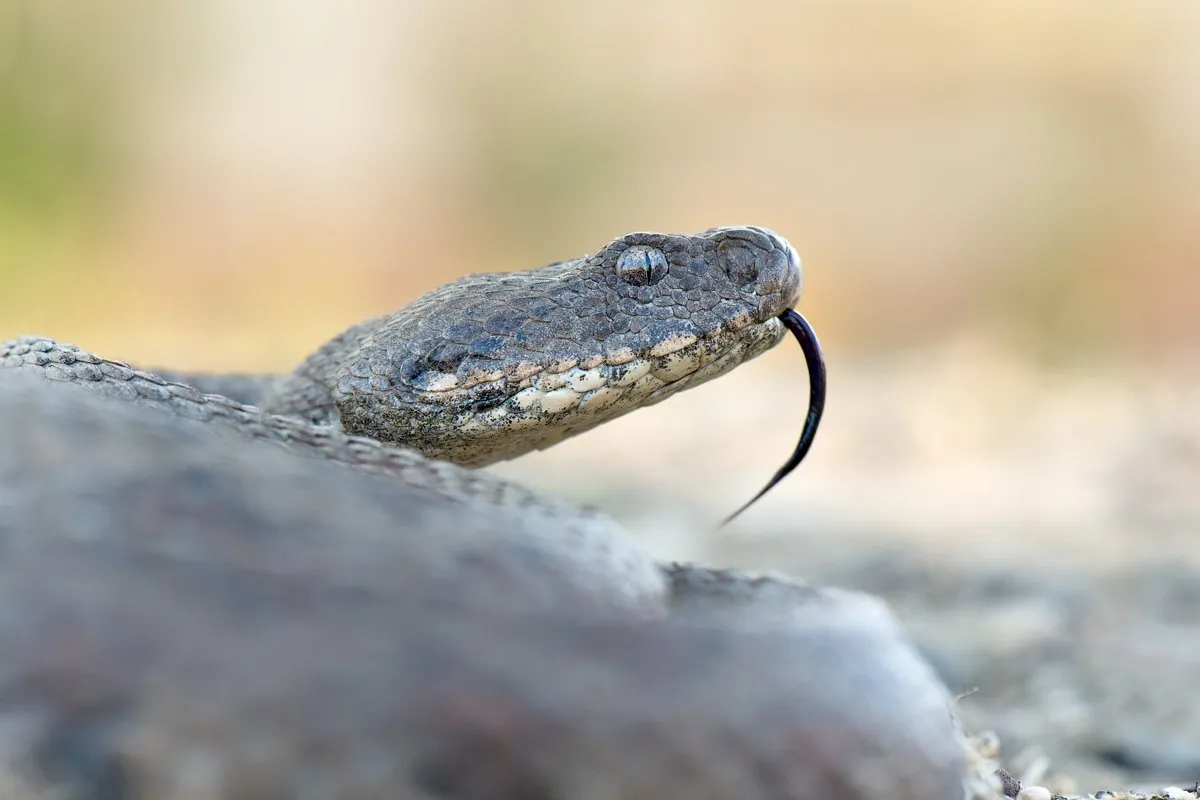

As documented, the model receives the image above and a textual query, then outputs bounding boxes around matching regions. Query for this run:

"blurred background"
[4,1,1199,363]
[3,0,1200,787]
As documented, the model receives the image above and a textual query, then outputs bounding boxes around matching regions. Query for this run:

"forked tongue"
[722,309,827,525]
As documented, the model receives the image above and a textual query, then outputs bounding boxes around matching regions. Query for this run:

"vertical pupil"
[616,246,666,284]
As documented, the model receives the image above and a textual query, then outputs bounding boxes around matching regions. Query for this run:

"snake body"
[0,228,971,799]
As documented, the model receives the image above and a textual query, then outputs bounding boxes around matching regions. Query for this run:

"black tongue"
[722,309,827,525]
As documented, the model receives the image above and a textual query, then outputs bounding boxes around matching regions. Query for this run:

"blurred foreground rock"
[0,373,968,799]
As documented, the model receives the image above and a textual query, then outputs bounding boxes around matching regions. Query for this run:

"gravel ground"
[497,336,1200,794]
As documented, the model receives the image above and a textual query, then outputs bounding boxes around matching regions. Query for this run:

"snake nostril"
[717,240,759,287]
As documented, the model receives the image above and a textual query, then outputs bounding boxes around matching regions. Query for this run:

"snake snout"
[710,226,803,320]
[775,234,803,306]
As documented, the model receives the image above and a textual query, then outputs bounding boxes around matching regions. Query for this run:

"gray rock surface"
[0,373,969,799]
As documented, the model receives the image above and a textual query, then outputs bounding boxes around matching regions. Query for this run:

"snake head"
[332,226,803,466]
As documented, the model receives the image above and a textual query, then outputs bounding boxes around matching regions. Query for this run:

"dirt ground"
[496,336,1200,794]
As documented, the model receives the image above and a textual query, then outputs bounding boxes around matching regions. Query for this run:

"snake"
[0,227,971,799]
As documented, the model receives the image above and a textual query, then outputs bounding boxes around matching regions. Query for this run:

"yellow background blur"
[3,1,1197,371]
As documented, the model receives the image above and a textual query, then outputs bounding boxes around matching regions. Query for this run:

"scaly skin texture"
[0,337,636,547]
[0,227,975,798]
[265,226,803,465]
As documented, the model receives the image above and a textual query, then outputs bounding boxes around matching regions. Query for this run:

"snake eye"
[616,246,669,286]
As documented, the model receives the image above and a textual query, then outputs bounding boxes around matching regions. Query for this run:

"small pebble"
[1018,786,1053,800]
